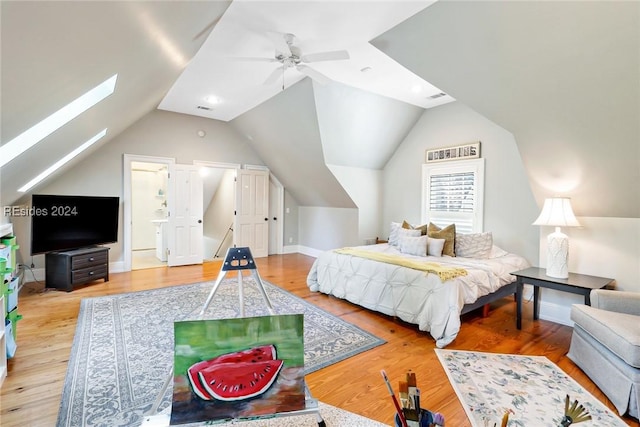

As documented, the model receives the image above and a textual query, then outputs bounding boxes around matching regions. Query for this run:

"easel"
[142,247,326,427]
[200,246,274,318]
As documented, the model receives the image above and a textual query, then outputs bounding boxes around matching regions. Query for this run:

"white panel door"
[168,165,203,266]
[235,169,269,258]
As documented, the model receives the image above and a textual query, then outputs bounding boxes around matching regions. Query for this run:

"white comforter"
[306,244,529,348]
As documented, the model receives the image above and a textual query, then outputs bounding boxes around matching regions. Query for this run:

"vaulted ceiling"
[0,0,444,207]
[1,1,638,219]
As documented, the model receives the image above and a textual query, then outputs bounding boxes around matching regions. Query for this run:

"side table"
[512,267,614,327]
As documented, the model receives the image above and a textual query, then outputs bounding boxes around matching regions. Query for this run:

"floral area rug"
[435,349,627,427]
[56,278,385,427]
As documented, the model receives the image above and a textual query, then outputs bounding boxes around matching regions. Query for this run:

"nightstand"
[512,267,614,325]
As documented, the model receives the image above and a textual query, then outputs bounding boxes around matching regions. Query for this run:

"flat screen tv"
[30,194,120,255]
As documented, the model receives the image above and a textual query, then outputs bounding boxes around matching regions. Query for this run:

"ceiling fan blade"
[301,50,350,63]
[266,31,292,56]
[263,66,283,85]
[227,56,278,63]
[296,64,331,85]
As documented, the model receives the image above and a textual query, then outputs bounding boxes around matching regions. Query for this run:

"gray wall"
[283,190,300,248]
[383,101,539,263]
[230,79,354,208]
[13,110,264,268]
[373,0,640,219]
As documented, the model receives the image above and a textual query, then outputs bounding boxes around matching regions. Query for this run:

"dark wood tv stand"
[45,246,109,292]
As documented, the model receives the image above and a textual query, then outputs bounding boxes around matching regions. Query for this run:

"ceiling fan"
[236,32,350,87]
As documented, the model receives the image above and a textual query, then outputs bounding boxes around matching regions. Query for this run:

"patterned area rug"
[142,401,387,427]
[436,349,627,427]
[56,279,385,427]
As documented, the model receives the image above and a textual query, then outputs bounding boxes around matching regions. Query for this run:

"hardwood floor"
[1,253,638,426]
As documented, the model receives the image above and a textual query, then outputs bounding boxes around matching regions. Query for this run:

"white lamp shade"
[533,197,580,279]
[533,197,581,227]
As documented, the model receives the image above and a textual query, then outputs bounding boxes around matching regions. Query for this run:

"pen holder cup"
[395,409,441,427]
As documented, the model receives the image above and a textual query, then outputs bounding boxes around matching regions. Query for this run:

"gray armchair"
[568,289,640,418]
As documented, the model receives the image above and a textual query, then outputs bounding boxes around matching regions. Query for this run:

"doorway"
[123,154,175,272]
[131,161,169,269]
[194,161,240,261]
[123,157,284,272]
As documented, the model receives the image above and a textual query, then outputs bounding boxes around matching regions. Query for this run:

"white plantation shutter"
[422,158,485,233]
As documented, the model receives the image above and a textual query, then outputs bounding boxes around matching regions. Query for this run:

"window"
[0,74,117,169]
[421,158,485,233]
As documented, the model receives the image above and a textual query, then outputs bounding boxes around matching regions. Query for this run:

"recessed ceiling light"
[411,85,423,94]
[205,95,221,105]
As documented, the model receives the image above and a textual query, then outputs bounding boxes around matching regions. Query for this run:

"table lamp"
[533,197,580,279]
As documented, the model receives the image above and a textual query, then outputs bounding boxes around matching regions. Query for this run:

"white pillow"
[488,245,509,258]
[398,227,421,240]
[388,222,402,246]
[399,234,428,256]
[455,232,493,259]
[427,237,446,257]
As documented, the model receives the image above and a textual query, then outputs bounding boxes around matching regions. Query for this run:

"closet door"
[235,169,269,258]
[168,164,203,266]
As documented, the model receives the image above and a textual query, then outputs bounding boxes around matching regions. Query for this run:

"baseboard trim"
[538,300,573,326]
[282,245,299,254]
[296,245,321,258]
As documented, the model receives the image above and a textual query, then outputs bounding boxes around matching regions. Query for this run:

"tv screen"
[30,194,120,255]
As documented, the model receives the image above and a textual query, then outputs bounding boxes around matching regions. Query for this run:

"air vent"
[428,92,447,99]
[197,105,213,111]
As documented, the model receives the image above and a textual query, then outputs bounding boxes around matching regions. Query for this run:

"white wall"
[131,169,167,250]
[203,169,235,259]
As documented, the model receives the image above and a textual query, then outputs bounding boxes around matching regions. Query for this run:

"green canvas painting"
[170,314,306,425]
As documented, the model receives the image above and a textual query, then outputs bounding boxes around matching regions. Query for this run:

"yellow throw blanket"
[334,247,467,282]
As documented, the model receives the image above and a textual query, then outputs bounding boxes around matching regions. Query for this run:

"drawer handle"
[89,257,95,262]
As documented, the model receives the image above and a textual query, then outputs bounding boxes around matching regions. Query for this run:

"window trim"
[421,158,485,233]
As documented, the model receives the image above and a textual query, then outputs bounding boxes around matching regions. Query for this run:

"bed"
[306,239,530,348]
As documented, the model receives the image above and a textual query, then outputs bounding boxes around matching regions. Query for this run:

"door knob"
[273,217,277,220]
[198,219,202,223]
[264,218,268,221]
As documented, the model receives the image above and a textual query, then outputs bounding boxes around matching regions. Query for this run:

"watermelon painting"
[170,314,306,426]
[186,345,279,401]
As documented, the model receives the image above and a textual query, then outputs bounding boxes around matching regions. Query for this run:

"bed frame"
[460,280,523,329]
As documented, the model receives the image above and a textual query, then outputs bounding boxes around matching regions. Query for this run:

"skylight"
[0,74,117,169]
[18,129,107,193]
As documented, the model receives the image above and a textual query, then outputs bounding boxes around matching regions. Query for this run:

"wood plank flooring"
[1,253,638,426]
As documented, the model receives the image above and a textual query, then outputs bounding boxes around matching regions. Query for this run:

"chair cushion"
[571,304,640,368]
